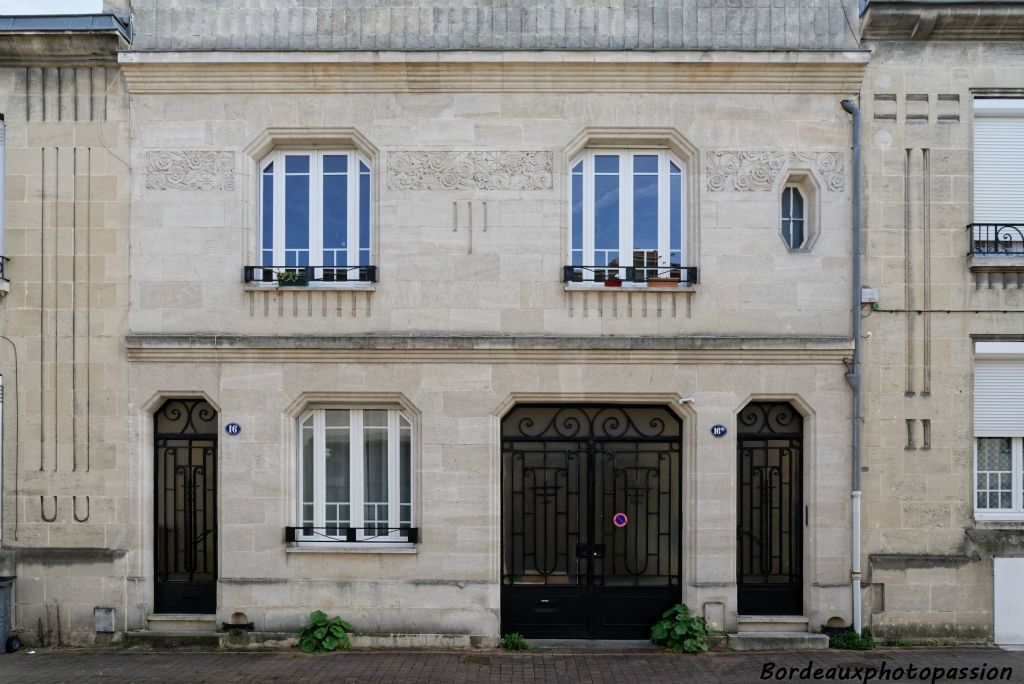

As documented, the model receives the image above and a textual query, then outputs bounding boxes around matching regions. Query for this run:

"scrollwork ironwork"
[156,398,217,436]
[737,402,803,437]
[506,406,681,440]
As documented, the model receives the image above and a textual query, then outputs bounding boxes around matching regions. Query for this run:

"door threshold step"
[124,630,222,649]
[727,631,828,651]
[528,639,661,651]
[147,614,218,632]
[737,615,810,632]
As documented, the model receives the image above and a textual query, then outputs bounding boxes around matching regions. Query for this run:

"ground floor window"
[976,437,1024,514]
[298,407,412,541]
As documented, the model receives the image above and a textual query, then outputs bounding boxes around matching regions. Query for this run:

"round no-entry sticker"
[613,513,628,528]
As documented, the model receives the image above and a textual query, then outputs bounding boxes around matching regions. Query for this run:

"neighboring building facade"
[859,1,1024,645]
[17,0,1024,648]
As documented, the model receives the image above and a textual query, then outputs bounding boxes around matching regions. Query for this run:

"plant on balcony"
[650,603,712,653]
[297,610,353,653]
[277,270,309,287]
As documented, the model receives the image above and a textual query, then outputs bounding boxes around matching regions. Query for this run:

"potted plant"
[277,270,309,287]
[603,274,623,288]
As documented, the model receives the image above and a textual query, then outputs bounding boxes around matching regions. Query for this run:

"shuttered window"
[974,99,1024,223]
[975,342,1024,518]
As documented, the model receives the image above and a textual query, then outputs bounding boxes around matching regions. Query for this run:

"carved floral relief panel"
[145,151,236,191]
[705,151,845,192]
[387,151,554,191]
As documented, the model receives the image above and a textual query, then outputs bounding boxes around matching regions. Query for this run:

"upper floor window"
[565,149,694,287]
[972,99,1024,255]
[781,186,806,250]
[250,150,375,285]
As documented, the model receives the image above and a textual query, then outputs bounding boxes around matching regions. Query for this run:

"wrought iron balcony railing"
[562,265,699,286]
[243,264,378,285]
[0,256,7,282]
[969,224,1024,256]
[285,526,418,544]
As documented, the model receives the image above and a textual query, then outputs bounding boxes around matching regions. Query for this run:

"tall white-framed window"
[258,150,372,282]
[974,342,1024,520]
[297,407,413,543]
[568,149,687,284]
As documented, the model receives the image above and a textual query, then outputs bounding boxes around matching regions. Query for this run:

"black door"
[736,402,803,615]
[501,405,682,638]
[154,398,218,614]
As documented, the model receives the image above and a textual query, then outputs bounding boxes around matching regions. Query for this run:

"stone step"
[736,615,810,633]
[727,631,829,651]
[147,614,218,633]
[123,630,222,649]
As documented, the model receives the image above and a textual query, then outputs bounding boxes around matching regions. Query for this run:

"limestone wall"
[860,39,1024,640]
[0,59,133,643]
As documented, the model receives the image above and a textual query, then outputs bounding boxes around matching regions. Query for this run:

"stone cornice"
[862,2,1024,40]
[119,50,869,95]
[125,334,853,364]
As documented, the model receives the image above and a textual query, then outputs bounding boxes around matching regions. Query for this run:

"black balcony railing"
[562,264,699,286]
[0,256,7,282]
[243,264,378,285]
[285,526,418,544]
[969,224,1024,256]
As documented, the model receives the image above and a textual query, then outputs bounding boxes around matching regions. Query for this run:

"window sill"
[286,544,416,554]
[564,283,696,293]
[974,511,1024,522]
[969,255,1024,272]
[243,282,376,292]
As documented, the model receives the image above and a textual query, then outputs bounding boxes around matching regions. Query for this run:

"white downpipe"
[852,491,862,632]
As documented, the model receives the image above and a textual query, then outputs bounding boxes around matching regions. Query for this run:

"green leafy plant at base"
[298,610,353,653]
[650,604,712,653]
[500,632,528,650]
[829,628,876,650]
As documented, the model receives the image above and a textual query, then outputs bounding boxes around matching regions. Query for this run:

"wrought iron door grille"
[501,405,682,638]
[154,398,218,614]
[736,402,803,616]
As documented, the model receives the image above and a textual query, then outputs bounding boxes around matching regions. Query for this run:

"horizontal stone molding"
[119,52,869,95]
[706,150,845,192]
[125,334,852,364]
[144,150,235,191]
[387,151,553,191]
[867,553,976,570]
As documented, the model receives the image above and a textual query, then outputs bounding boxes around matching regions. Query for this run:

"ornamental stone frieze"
[144,151,236,191]
[387,151,553,191]
[705,151,845,192]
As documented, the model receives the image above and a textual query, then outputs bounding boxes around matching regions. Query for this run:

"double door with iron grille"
[501,405,682,639]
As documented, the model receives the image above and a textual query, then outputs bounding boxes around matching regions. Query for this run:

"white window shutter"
[975,360,1024,437]
[973,110,1024,223]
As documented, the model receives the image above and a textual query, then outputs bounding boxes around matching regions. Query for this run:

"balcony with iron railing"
[563,264,699,288]
[243,264,377,287]
[969,224,1024,256]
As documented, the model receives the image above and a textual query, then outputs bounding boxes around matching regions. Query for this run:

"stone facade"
[858,3,1024,641]
[0,0,1018,648]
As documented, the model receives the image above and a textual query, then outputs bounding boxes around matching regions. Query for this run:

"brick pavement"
[0,647,1022,683]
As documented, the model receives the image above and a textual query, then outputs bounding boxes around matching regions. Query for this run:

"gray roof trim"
[0,13,130,43]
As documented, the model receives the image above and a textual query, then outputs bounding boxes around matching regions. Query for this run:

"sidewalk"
[0,647,1022,683]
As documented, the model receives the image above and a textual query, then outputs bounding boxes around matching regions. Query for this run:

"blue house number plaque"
[225,423,241,436]
[711,424,728,438]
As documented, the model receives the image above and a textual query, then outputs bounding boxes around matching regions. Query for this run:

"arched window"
[567,149,691,286]
[253,150,374,285]
[781,186,806,250]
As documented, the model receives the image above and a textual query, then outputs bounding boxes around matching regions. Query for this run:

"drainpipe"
[841,99,863,635]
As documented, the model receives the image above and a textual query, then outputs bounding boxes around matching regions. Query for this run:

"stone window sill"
[243,282,376,292]
[564,283,696,293]
[285,544,416,554]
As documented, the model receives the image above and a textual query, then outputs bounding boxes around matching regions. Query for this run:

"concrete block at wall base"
[870,613,991,642]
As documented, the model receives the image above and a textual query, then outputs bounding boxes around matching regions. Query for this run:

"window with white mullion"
[592,151,621,277]
[975,437,1016,512]
[349,408,366,535]
[387,410,401,532]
